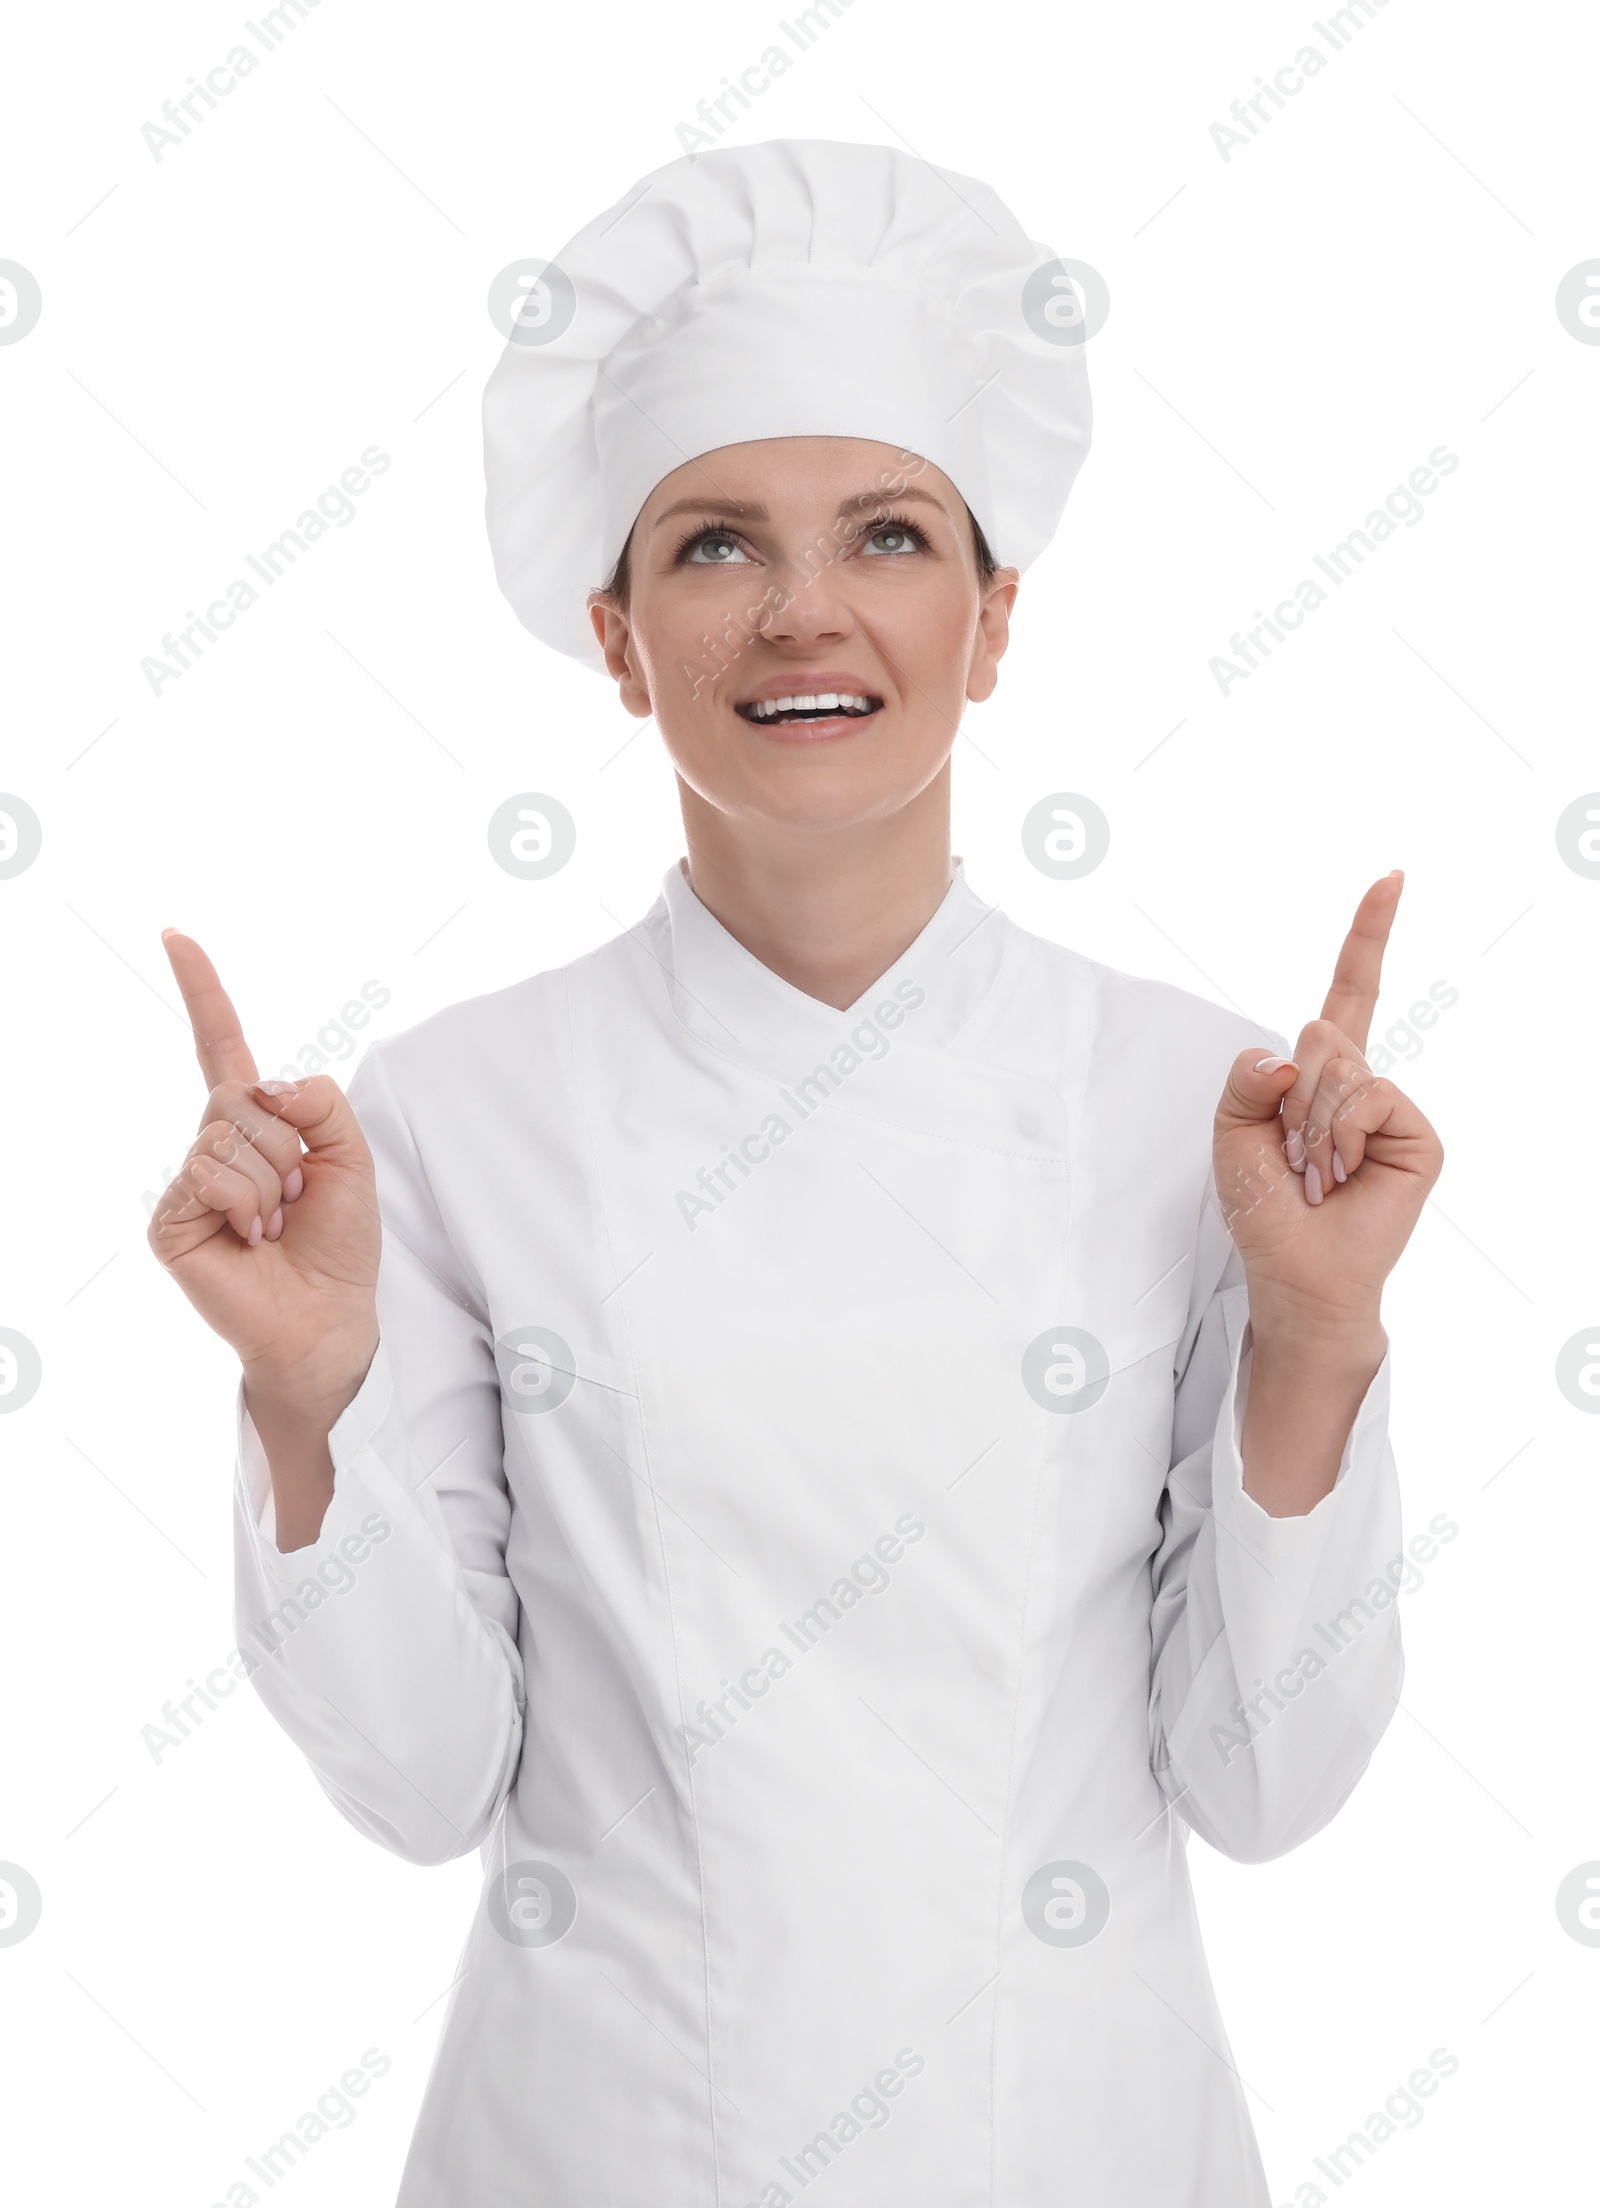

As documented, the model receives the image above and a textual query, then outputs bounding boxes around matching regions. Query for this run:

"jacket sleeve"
[232,1045,524,1866]
[1147,1219,1404,1864]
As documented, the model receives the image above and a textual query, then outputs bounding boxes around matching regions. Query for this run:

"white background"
[2,1,1596,2201]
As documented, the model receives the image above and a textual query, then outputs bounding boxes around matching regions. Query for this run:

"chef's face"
[588,437,1017,832]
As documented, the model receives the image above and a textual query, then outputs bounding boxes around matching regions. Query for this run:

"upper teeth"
[747,692,874,719]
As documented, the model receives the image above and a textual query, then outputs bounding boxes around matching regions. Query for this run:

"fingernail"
[247,1213,263,1246]
[1255,1055,1296,1074]
[1304,1161,1323,1206]
[1332,1152,1347,1184]
[283,1165,304,1202]
[254,1079,301,1097]
[1285,1125,1306,1171]
[264,1207,284,1240]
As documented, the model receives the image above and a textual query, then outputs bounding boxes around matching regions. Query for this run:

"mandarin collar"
[642,852,1008,1076]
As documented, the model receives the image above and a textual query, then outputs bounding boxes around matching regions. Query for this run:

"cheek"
[861,571,978,704]
[633,571,769,689]
[636,606,748,766]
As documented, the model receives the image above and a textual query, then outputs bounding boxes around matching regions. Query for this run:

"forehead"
[636,436,961,530]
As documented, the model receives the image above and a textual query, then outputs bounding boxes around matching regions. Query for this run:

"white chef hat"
[482,137,1094,670]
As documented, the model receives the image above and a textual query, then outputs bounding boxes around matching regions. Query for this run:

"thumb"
[247,1073,369,1163]
[1215,1048,1298,1138]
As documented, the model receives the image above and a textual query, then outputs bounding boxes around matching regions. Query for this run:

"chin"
[739,770,943,837]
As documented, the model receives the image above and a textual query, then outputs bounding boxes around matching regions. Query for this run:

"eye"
[677,526,755,566]
[858,516,931,557]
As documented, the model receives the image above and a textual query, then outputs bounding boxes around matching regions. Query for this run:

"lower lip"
[740,707,882,744]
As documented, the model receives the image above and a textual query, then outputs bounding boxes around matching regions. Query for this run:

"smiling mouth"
[736,691,884,726]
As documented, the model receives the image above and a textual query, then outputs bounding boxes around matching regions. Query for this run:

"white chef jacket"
[234,856,1403,2207]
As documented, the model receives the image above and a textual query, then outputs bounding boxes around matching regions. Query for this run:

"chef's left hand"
[1213,871,1444,1333]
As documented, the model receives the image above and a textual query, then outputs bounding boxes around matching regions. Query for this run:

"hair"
[599,502,999,608]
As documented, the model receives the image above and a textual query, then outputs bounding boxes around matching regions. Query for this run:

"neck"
[676,770,954,1011]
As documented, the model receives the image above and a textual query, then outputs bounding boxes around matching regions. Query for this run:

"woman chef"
[150,140,1443,2207]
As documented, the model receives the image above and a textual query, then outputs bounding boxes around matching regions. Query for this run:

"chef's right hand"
[148,931,381,1430]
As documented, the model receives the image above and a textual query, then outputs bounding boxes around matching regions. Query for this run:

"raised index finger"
[161,929,259,1090]
[1319,871,1403,1055]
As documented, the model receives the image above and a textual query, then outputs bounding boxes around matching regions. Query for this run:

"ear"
[588,595,653,719]
[966,569,1019,705]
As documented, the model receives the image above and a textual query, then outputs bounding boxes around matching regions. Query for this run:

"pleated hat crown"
[482,138,1094,668]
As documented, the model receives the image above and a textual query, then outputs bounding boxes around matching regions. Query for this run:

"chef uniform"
[234,141,1403,2206]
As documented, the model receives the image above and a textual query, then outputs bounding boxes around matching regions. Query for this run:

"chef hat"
[482,138,1094,670]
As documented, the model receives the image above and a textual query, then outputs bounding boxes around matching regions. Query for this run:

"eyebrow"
[648,484,947,531]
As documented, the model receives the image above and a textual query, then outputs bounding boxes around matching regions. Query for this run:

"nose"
[759,547,856,647]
